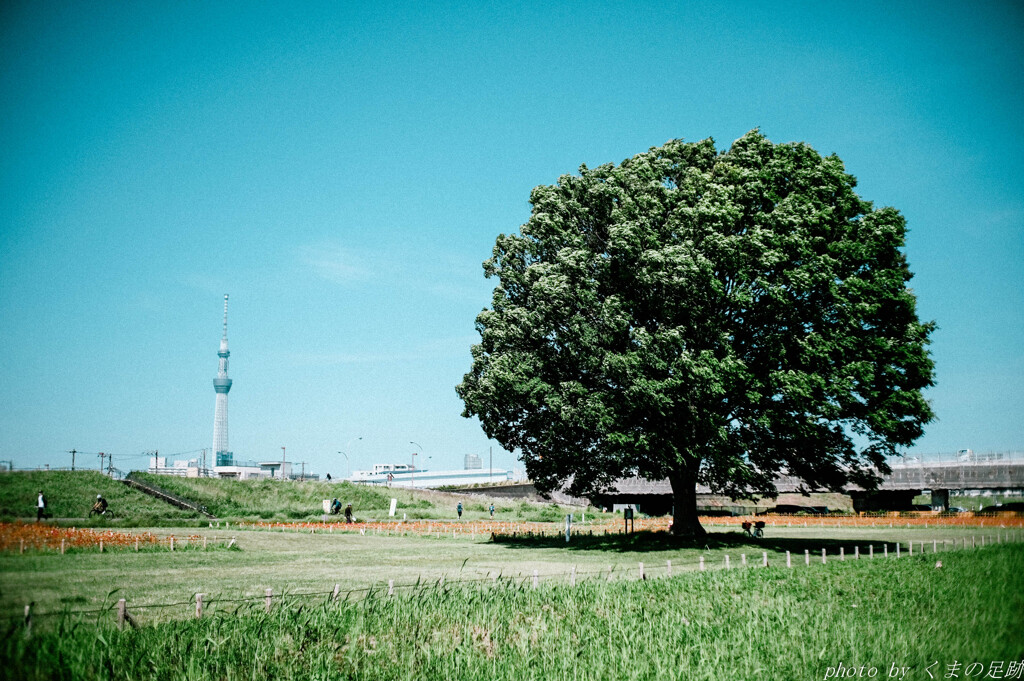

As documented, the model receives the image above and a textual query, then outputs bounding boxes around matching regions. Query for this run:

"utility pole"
[281,446,286,479]
[68,449,77,471]
[107,453,113,476]
[300,461,306,480]
[98,452,106,472]
[489,446,492,483]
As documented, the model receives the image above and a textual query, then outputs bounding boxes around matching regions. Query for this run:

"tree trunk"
[669,471,707,538]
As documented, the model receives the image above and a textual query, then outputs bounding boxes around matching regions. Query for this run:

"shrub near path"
[3,545,1022,681]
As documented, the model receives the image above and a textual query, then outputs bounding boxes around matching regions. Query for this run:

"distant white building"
[464,453,482,469]
[148,456,206,478]
[148,456,310,480]
[348,461,510,488]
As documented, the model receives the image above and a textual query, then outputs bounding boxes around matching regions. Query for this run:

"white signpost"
[389,498,398,517]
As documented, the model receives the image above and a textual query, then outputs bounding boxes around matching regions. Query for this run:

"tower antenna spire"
[222,294,229,340]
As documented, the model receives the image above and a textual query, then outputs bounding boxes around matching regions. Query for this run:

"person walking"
[457,502,463,519]
[344,503,354,524]
[489,503,495,518]
[36,490,47,522]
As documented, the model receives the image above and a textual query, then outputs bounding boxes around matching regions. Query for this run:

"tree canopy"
[457,130,935,536]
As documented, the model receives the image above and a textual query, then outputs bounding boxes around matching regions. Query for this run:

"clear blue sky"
[2,1,1021,476]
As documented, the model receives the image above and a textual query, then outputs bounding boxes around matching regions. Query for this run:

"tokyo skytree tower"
[212,294,233,466]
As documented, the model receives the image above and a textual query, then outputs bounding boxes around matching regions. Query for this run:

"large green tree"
[457,131,935,537]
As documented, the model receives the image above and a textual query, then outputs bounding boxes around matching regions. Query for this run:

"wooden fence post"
[854,546,859,560]
[869,545,873,559]
[61,539,65,555]
[332,584,340,602]
[532,570,539,589]
[170,536,175,552]
[933,539,937,552]
[786,551,791,568]
[840,547,844,561]
[24,604,31,639]
[20,539,24,555]
[896,543,901,558]
[884,544,888,558]
[135,537,139,552]
[821,548,826,564]
[909,542,913,557]
[99,540,103,553]
[639,562,644,580]
[117,599,127,630]
[699,556,705,571]
[666,560,671,578]
[725,555,730,569]
[203,536,208,550]
[741,553,747,566]
[762,552,768,567]
[804,549,809,566]
[388,580,394,596]
[195,593,204,618]
[570,566,576,586]
[265,588,273,612]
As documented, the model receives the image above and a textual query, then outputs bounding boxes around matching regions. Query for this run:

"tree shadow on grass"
[491,529,908,555]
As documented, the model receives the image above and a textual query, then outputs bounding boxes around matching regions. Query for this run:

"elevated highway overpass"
[467,452,1024,513]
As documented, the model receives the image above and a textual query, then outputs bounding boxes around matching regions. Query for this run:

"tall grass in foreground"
[5,545,1023,681]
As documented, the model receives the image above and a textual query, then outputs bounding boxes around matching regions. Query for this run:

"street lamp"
[339,437,362,479]
[281,446,286,479]
[409,441,422,489]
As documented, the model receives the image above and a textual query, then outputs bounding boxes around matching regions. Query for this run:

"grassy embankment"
[0,471,199,524]
[128,472,597,523]
[3,543,1022,681]
[0,471,599,525]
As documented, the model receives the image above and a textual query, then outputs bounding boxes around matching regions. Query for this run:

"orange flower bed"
[0,522,166,552]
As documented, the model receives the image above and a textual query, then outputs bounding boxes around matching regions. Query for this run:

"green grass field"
[1,524,1016,620]
[2,542,1022,681]
[2,472,1022,679]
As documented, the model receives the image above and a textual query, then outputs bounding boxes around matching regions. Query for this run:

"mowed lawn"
[1,523,1018,621]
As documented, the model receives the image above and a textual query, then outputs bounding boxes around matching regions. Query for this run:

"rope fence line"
[9,530,1022,633]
